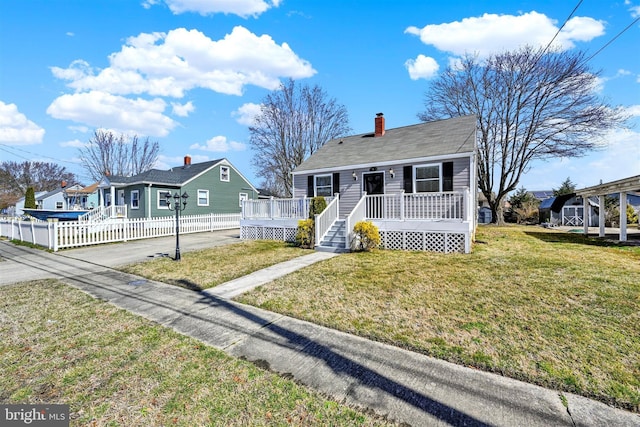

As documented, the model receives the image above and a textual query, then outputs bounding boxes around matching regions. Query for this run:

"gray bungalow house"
[92,157,258,220]
[241,114,478,253]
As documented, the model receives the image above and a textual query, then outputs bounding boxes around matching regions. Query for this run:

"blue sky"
[1,0,639,193]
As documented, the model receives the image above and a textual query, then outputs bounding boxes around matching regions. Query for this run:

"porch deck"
[241,191,475,253]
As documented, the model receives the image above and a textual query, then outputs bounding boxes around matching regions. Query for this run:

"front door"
[117,190,125,206]
[363,172,384,218]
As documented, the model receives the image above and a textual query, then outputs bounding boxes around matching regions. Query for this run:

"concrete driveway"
[56,228,242,267]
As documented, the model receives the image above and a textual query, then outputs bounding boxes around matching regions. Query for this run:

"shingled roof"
[106,159,224,186]
[293,115,477,174]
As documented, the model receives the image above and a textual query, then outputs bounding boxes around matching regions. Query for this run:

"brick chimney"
[184,155,191,166]
[374,112,385,137]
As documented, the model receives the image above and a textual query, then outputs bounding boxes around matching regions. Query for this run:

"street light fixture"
[165,191,188,261]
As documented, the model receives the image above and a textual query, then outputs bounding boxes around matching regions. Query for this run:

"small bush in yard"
[296,219,315,249]
[352,221,381,251]
[309,196,327,218]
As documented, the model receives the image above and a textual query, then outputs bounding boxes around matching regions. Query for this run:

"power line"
[541,0,583,56]
[0,143,82,167]
[585,15,640,63]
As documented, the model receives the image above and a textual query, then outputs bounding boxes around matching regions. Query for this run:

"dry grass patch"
[0,279,394,426]
[237,226,640,412]
[120,240,307,290]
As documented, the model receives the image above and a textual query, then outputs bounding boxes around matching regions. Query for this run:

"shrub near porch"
[238,226,640,412]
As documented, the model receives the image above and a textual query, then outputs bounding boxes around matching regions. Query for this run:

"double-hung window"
[314,174,332,197]
[157,191,169,209]
[197,189,209,206]
[220,166,230,182]
[130,190,140,209]
[239,192,248,207]
[414,164,441,192]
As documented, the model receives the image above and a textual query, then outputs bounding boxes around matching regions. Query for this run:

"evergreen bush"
[309,196,327,218]
[24,187,36,209]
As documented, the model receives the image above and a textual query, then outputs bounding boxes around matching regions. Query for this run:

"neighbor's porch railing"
[365,190,470,221]
[79,205,127,222]
[241,196,334,220]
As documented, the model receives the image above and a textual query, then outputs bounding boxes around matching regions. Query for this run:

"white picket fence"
[0,213,240,251]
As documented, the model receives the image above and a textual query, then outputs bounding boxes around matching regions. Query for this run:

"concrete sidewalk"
[1,237,638,426]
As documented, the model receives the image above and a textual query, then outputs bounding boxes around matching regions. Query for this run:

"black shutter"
[332,173,340,196]
[443,162,454,192]
[307,176,314,197]
[403,166,413,193]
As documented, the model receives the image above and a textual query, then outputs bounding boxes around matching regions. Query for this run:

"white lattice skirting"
[380,230,467,253]
[241,225,297,242]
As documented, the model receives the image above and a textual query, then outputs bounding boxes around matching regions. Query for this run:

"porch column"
[620,192,627,242]
[598,195,605,237]
[583,196,589,235]
[110,186,116,218]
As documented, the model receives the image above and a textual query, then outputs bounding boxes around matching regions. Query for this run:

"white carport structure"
[575,175,640,241]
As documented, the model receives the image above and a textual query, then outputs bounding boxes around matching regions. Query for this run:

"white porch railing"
[345,192,368,251]
[315,194,340,245]
[365,190,469,221]
[79,205,127,222]
[242,196,334,220]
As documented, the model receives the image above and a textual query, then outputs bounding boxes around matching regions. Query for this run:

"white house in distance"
[241,114,478,253]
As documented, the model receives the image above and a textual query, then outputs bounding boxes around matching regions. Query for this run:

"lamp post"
[165,191,188,261]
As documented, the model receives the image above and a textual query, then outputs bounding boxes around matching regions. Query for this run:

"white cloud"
[189,135,246,152]
[232,102,262,125]
[405,54,439,80]
[171,101,194,117]
[143,0,280,17]
[0,101,45,145]
[627,0,640,18]
[624,104,640,117]
[46,91,176,137]
[60,139,87,148]
[68,125,90,133]
[52,26,315,98]
[584,127,640,183]
[406,12,605,59]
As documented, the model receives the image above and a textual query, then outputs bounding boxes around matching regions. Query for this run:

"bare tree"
[419,46,625,224]
[0,161,77,209]
[79,130,160,181]
[249,79,351,197]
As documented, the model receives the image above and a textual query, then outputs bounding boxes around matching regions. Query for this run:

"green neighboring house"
[99,156,258,219]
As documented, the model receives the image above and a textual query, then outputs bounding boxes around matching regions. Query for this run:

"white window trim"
[220,166,230,182]
[414,163,442,193]
[157,190,169,210]
[239,192,248,207]
[130,190,140,210]
[197,189,210,207]
[314,174,333,197]
[55,201,64,210]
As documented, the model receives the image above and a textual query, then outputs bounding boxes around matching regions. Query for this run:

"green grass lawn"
[120,240,308,289]
[0,280,394,426]
[235,226,640,412]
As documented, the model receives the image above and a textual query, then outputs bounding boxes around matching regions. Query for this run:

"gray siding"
[293,156,472,217]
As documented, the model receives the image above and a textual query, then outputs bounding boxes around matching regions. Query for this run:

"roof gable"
[293,115,476,174]
[107,159,224,186]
